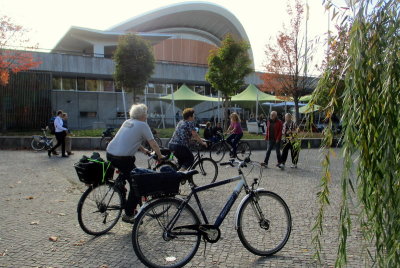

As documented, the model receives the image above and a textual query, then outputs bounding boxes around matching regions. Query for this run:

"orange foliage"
[0,16,41,86]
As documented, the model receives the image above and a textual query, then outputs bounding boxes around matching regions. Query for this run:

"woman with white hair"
[106,103,164,223]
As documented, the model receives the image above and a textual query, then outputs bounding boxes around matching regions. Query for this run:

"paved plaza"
[0,149,367,268]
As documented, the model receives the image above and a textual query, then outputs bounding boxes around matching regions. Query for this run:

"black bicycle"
[209,132,251,163]
[31,127,53,151]
[131,158,292,268]
[99,128,115,150]
[147,143,218,187]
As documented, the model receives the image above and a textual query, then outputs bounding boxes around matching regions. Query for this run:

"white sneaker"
[278,163,285,170]
[290,164,297,168]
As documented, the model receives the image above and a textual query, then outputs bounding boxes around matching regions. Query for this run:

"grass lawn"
[1,127,327,139]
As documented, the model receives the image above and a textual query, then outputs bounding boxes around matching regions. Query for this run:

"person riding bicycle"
[225,113,243,158]
[168,108,207,171]
[106,103,164,223]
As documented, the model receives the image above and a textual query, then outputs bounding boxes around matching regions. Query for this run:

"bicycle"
[99,128,115,150]
[209,132,251,163]
[31,127,53,151]
[77,158,195,236]
[147,142,218,187]
[131,157,292,268]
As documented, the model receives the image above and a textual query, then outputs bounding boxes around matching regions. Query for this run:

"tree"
[113,33,155,103]
[312,0,400,267]
[0,16,41,86]
[206,34,252,127]
[261,0,315,122]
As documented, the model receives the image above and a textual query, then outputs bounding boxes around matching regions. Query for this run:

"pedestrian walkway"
[0,150,367,267]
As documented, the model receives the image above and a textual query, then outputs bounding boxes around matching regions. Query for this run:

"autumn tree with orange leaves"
[261,0,316,122]
[0,16,41,86]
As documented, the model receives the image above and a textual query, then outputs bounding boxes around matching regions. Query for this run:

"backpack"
[48,116,56,134]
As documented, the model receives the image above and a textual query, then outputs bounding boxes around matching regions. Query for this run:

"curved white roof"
[108,1,254,65]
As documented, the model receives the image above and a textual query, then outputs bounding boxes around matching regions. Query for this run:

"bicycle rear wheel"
[132,198,201,268]
[77,183,124,236]
[191,158,218,187]
[237,190,291,256]
[236,141,251,161]
[31,138,45,151]
[209,142,226,163]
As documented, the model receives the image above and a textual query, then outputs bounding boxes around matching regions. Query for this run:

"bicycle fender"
[234,188,265,230]
[134,196,186,220]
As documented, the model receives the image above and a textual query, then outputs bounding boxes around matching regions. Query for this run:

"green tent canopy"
[159,84,218,109]
[299,94,312,102]
[231,84,279,104]
[299,103,321,113]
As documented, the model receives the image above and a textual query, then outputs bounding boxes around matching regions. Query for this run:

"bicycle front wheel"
[237,190,291,256]
[132,198,201,268]
[236,141,251,161]
[209,142,226,163]
[31,138,45,151]
[192,158,218,187]
[77,183,124,236]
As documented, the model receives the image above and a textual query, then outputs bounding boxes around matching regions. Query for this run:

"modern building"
[1,2,268,130]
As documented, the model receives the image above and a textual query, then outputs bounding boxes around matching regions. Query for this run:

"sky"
[0,0,344,72]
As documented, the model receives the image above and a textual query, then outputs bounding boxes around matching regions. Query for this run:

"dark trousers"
[106,153,138,216]
[264,140,282,165]
[51,131,66,155]
[168,143,194,169]
[226,133,243,155]
[281,140,299,165]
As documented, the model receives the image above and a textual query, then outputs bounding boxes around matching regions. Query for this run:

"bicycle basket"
[132,168,182,197]
[74,159,114,185]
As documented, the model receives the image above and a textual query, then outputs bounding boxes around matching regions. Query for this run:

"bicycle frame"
[159,173,251,236]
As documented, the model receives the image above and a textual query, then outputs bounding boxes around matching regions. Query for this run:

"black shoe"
[48,150,51,158]
[61,155,69,158]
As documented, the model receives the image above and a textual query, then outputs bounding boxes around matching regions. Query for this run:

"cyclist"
[106,103,164,223]
[168,108,207,171]
[225,113,243,158]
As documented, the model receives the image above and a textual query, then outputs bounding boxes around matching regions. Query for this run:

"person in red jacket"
[261,111,284,169]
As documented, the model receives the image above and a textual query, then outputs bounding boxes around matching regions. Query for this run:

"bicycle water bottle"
[169,152,174,160]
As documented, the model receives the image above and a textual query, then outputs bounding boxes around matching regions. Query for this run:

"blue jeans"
[168,143,194,169]
[226,133,243,155]
[264,140,282,165]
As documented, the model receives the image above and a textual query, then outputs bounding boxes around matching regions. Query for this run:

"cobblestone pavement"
[0,149,368,268]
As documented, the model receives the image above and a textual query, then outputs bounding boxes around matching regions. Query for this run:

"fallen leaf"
[51,248,57,252]
[49,236,58,242]
[17,181,21,184]
[58,213,66,216]
[30,221,39,225]
[0,250,7,256]
[73,240,85,246]
[25,196,34,200]
[98,265,109,268]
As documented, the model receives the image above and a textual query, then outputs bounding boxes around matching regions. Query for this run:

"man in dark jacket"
[261,111,284,169]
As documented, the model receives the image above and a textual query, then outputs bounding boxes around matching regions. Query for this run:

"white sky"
[0,0,344,72]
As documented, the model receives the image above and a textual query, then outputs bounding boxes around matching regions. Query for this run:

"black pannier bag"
[131,166,182,197]
[74,153,114,185]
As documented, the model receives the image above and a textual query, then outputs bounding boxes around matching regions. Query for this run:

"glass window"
[104,80,114,92]
[86,79,98,91]
[154,83,165,94]
[62,78,76,90]
[77,77,85,91]
[195,85,205,95]
[52,77,61,90]
[80,111,97,117]
[147,83,155,94]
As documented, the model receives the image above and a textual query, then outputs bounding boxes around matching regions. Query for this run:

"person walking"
[106,103,164,223]
[281,113,299,168]
[168,108,207,171]
[62,113,74,155]
[48,110,68,158]
[225,113,243,158]
[261,111,284,169]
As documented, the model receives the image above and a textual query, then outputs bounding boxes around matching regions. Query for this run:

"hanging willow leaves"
[312,0,399,267]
